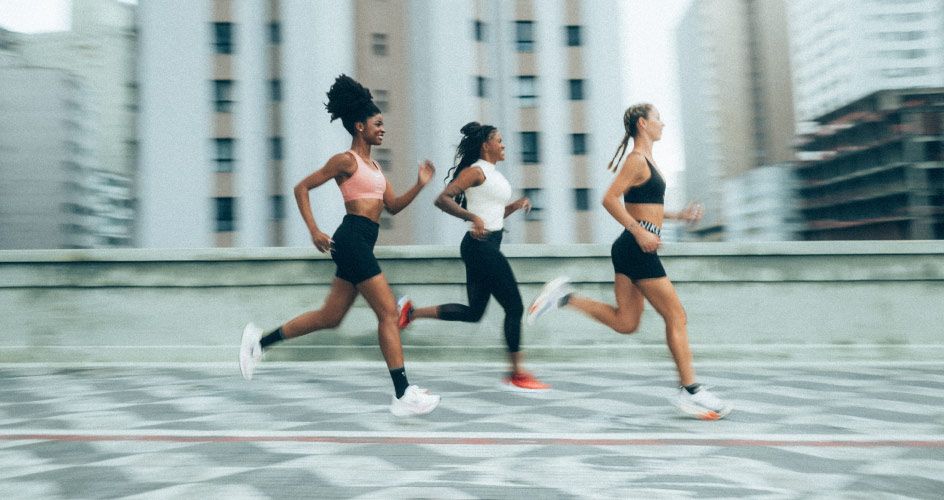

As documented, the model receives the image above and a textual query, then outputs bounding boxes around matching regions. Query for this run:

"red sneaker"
[397,296,414,329]
[504,371,551,391]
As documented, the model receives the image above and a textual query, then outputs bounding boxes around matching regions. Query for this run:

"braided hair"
[444,122,497,208]
[324,74,381,136]
[607,103,653,172]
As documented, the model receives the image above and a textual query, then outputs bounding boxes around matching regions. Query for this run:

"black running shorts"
[331,214,382,285]
[610,224,666,282]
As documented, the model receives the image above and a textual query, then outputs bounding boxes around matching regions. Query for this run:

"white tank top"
[464,159,513,231]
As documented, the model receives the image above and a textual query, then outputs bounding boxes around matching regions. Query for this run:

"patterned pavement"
[1,361,942,499]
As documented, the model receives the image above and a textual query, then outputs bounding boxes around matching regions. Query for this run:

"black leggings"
[437,231,523,353]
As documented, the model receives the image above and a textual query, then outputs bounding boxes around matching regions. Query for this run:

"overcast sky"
[0,0,692,203]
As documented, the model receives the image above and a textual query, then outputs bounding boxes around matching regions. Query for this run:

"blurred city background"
[1,0,942,250]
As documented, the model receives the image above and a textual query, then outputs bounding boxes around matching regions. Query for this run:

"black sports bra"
[623,155,665,205]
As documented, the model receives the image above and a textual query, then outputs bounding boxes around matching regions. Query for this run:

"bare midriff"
[344,199,385,223]
[627,202,664,228]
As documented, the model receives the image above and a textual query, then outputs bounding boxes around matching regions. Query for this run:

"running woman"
[527,104,732,419]
[397,122,549,391]
[239,74,440,417]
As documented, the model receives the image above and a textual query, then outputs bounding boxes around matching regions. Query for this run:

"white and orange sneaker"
[527,276,572,325]
[397,296,414,330]
[672,386,732,420]
[503,371,551,392]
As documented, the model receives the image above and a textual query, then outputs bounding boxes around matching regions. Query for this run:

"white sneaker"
[390,385,441,417]
[672,386,732,420]
[527,276,572,325]
[239,322,263,381]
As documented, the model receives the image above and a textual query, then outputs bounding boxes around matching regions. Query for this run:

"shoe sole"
[396,297,413,329]
[390,397,441,417]
[674,401,732,420]
[500,380,551,393]
[239,323,260,381]
[526,277,569,325]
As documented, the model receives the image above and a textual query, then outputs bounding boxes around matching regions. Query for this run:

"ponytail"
[607,103,653,172]
[444,121,496,208]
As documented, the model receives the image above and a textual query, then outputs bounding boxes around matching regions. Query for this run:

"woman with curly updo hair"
[396,122,549,391]
[528,104,732,420]
[239,74,440,417]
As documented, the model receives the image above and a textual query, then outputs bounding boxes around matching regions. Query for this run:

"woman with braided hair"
[397,122,550,391]
[528,104,732,420]
[239,74,440,417]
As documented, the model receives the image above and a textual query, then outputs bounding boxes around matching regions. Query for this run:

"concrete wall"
[1,242,942,363]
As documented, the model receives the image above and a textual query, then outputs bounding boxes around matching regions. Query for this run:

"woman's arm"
[434,167,487,237]
[383,160,435,215]
[504,197,531,218]
[294,153,352,252]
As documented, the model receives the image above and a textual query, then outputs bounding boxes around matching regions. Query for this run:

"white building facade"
[788,0,944,123]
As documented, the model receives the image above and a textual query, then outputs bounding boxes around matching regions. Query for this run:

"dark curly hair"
[443,121,497,208]
[324,74,382,136]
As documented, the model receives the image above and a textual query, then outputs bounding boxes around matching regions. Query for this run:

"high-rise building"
[794,87,944,240]
[676,0,797,241]
[788,0,944,124]
[136,0,623,248]
[0,1,136,250]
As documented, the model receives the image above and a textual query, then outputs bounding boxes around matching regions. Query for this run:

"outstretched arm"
[504,197,531,218]
[383,160,435,214]
[294,153,352,252]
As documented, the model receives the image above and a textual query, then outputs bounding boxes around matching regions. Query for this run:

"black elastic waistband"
[342,213,380,227]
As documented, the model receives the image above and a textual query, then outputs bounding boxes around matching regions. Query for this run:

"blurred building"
[794,88,944,240]
[0,1,136,250]
[722,164,801,241]
[788,0,944,125]
[676,0,797,241]
[137,0,622,248]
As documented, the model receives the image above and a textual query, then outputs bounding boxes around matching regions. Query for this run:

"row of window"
[368,22,582,58]
[475,76,586,102]
[212,80,282,112]
[213,132,585,172]
[213,189,594,232]
[212,22,281,55]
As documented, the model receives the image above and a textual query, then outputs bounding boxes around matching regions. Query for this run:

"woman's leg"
[279,277,358,339]
[566,274,645,335]
[412,246,490,323]
[483,252,525,372]
[356,273,405,370]
[633,277,695,386]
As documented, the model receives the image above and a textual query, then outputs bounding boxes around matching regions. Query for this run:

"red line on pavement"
[2,434,943,448]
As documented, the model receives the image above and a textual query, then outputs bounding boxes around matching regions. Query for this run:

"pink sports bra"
[339,150,386,202]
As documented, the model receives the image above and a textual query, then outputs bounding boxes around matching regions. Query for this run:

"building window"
[213,80,234,113]
[474,76,488,98]
[574,188,591,211]
[373,89,389,112]
[374,147,392,171]
[213,22,234,54]
[269,22,281,44]
[522,188,543,221]
[568,79,585,100]
[520,132,540,164]
[571,133,588,155]
[214,138,235,172]
[215,197,235,232]
[515,20,534,52]
[566,25,582,47]
[270,79,282,102]
[271,195,284,220]
[371,33,388,56]
[517,75,537,107]
[474,19,486,42]
[270,137,283,160]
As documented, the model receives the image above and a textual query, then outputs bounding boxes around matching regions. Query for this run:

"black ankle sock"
[259,327,284,350]
[390,367,409,399]
[684,383,702,395]
[559,292,573,307]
